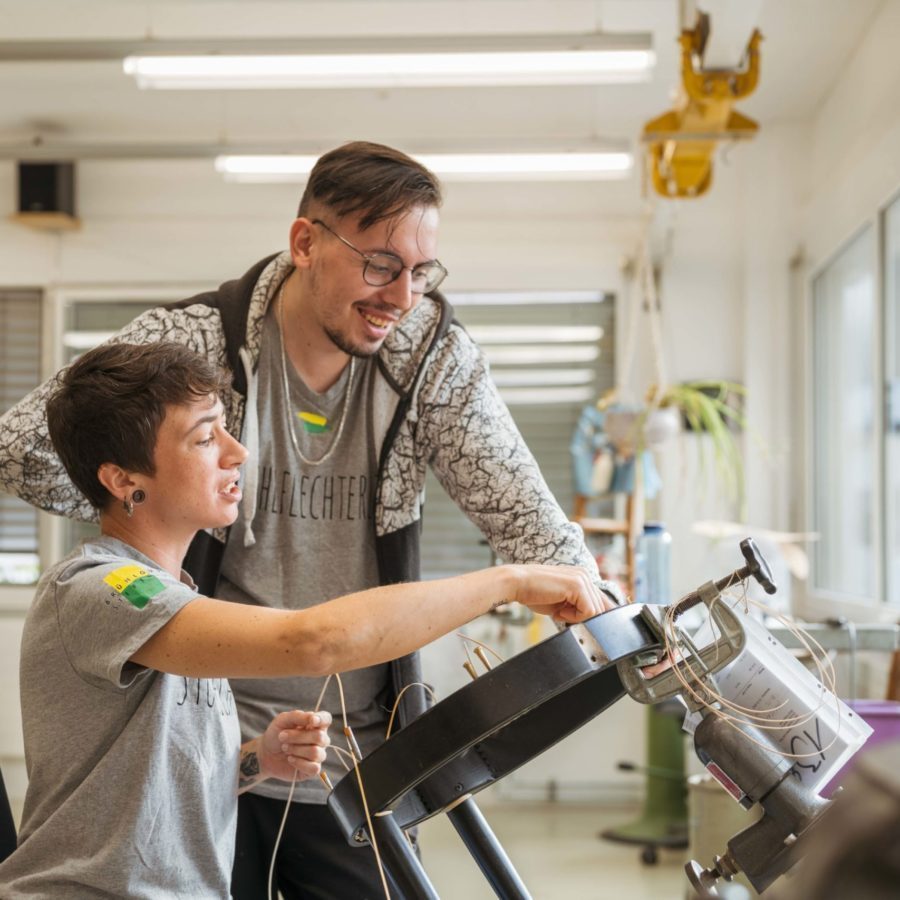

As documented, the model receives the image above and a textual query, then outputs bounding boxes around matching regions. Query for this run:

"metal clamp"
[617,537,776,706]
[617,584,746,705]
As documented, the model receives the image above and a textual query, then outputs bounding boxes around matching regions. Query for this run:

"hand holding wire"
[259,708,332,783]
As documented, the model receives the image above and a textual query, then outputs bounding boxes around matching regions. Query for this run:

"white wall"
[804,0,900,268]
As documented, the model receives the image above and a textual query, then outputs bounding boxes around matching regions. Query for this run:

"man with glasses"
[0,141,616,898]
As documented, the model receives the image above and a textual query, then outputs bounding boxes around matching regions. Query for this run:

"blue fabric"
[609,451,662,499]
[570,405,608,496]
[570,405,662,498]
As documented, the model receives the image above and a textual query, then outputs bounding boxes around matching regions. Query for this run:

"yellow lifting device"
[643,19,761,198]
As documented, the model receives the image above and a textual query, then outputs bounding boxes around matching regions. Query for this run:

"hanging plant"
[652,380,748,516]
[593,380,747,515]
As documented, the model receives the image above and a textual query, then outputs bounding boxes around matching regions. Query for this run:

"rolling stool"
[599,700,688,864]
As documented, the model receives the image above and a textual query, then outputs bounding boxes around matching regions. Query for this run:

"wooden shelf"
[10,212,81,231]
[577,516,628,535]
[572,493,639,600]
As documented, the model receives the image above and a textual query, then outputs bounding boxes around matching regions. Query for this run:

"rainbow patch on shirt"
[296,411,329,434]
[103,564,165,609]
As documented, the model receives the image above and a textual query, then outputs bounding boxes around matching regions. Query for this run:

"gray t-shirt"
[0,536,240,899]
[219,307,387,802]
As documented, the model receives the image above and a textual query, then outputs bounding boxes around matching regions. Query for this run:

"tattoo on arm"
[238,747,263,792]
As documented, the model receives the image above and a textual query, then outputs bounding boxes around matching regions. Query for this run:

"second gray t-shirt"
[219,304,388,802]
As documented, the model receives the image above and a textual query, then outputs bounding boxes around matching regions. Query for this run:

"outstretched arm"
[130,563,607,679]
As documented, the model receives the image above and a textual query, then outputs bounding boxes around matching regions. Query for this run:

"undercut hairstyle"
[47,342,229,510]
[297,141,443,230]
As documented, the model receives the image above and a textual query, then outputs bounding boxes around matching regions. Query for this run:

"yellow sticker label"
[103,564,149,593]
[297,411,327,427]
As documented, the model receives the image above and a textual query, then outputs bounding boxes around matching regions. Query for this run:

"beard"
[308,264,386,358]
[323,321,384,358]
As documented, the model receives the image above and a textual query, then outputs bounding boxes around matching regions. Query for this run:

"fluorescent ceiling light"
[215,152,631,183]
[123,44,654,90]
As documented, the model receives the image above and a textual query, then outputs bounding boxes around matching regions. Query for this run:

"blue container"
[639,523,671,605]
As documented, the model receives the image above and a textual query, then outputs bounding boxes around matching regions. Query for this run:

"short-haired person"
[0,342,604,898]
[0,141,620,897]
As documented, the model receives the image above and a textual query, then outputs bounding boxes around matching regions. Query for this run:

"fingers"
[515,564,610,623]
[286,756,325,780]
[278,728,330,755]
[284,742,327,770]
[278,720,330,755]
[273,709,333,730]
[277,713,331,779]
[598,586,618,612]
[577,565,604,616]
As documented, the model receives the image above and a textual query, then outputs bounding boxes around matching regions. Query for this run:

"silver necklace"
[277,283,356,467]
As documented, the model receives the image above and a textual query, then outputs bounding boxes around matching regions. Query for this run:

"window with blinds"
[0,290,42,584]
[420,291,615,578]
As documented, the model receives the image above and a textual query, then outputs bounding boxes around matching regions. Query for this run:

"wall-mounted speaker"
[13,162,79,230]
[18,162,75,215]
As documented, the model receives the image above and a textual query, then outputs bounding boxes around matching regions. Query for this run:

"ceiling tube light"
[214,152,631,183]
[123,38,654,90]
[214,155,318,182]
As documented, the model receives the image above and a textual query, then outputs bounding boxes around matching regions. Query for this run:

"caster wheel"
[641,845,658,865]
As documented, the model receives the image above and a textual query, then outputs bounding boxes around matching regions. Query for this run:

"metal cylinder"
[446,798,531,900]
[693,713,790,805]
[368,812,440,900]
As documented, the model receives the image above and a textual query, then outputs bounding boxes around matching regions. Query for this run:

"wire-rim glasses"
[312,219,448,294]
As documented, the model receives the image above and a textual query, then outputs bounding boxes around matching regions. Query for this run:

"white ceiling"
[0,0,884,186]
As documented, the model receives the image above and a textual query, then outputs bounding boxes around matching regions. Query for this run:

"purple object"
[823,700,900,795]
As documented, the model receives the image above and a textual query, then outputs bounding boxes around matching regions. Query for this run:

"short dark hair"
[298,141,443,230]
[47,342,229,510]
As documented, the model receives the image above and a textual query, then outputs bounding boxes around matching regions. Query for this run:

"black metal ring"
[329,604,660,842]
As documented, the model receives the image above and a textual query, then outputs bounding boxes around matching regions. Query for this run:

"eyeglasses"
[312,219,448,294]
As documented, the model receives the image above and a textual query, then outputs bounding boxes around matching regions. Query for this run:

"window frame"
[801,204,899,623]
[0,286,47,610]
